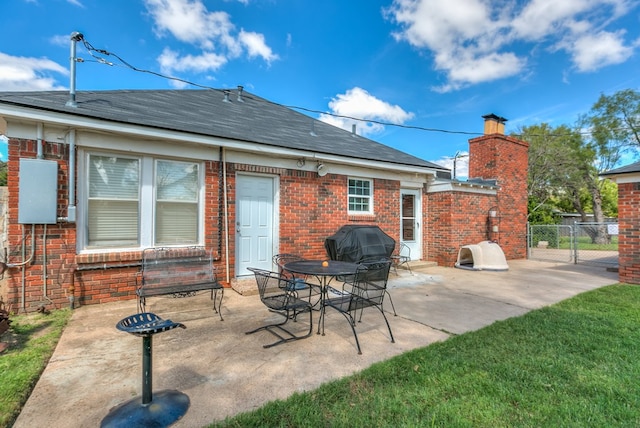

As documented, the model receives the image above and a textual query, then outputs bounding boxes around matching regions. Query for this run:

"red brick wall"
[617,182,640,284]
[4,129,529,311]
[4,138,229,311]
[4,138,405,312]
[425,191,497,266]
[468,133,529,260]
[5,139,78,311]
[233,163,401,259]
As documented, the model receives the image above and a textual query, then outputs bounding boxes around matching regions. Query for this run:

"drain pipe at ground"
[223,147,230,284]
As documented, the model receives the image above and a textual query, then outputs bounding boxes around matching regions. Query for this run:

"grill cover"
[324,225,396,262]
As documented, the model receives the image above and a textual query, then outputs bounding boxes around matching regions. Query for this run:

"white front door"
[236,175,275,276]
[400,189,421,260]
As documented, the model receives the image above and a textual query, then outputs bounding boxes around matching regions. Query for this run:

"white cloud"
[50,34,74,48]
[239,30,278,63]
[0,52,68,91]
[569,29,633,71]
[387,0,637,91]
[319,87,414,137]
[432,151,469,180]
[158,47,228,73]
[433,50,526,92]
[144,0,278,76]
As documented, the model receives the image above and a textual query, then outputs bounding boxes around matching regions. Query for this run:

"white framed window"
[83,152,202,250]
[348,177,373,214]
[155,159,199,245]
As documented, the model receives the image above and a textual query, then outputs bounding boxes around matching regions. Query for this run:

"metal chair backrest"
[273,254,305,278]
[248,267,282,298]
[351,259,391,305]
[399,242,411,258]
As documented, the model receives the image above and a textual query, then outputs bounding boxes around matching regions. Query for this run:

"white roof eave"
[0,103,439,178]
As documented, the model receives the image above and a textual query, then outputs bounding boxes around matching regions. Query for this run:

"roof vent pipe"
[223,90,230,102]
[66,32,84,108]
[237,85,244,102]
[351,124,357,135]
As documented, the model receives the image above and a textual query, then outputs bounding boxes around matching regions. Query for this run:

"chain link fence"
[528,222,618,267]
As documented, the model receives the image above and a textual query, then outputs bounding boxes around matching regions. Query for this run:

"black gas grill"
[324,225,395,263]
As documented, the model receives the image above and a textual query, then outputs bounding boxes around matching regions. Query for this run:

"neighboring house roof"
[600,161,640,177]
[0,89,447,172]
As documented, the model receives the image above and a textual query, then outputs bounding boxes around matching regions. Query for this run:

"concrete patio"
[13,259,618,427]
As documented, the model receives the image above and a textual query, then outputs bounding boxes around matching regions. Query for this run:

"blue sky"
[1,0,640,175]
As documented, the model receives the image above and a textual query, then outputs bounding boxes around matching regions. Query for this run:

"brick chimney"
[469,114,529,259]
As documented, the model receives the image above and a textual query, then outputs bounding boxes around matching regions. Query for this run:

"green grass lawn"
[210,284,640,427]
[0,309,71,428]
[557,236,619,251]
[2,285,639,428]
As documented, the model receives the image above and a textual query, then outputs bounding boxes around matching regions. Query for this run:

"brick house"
[601,162,640,284]
[0,89,528,312]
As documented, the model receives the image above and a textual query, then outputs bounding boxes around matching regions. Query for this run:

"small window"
[348,178,373,214]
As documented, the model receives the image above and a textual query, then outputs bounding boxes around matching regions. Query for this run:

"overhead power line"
[75,35,635,141]
[76,35,486,137]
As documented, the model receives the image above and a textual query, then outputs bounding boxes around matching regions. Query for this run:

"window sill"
[348,214,376,222]
[76,250,143,265]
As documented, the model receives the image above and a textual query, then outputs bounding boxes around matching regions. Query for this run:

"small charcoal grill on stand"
[101,313,189,428]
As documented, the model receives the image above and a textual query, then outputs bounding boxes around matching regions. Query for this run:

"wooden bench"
[137,247,224,320]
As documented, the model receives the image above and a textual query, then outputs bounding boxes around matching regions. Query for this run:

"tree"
[0,161,6,186]
[518,123,585,223]
[579,89,640,243]
[520,89,638,243]
[589,89,640,148]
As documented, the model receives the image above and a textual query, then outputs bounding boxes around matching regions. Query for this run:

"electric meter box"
[18,159,58,224]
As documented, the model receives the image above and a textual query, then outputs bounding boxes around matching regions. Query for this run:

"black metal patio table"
[284,260,359,334]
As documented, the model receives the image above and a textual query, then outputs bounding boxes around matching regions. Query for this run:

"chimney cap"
[482,113,508,123]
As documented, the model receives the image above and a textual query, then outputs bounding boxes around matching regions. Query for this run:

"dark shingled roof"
[601,161,640,176]
[0,89,447,171]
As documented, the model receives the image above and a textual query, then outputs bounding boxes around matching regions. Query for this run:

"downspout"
[68,129,76,222]
[43,224,47,300]
[65,129,76,308]
[58,129,77,223]
[36,123,44,159]
[223,148,230,284]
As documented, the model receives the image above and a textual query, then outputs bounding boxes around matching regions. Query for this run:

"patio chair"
[321,259,394,354]
[358,257,397,317]
[391,242,412,275]
[273,253,322,307]
[246,267,314,348]
[273,253,305,279]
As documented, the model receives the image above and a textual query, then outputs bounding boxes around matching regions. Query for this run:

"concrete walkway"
[13,260,618,428]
